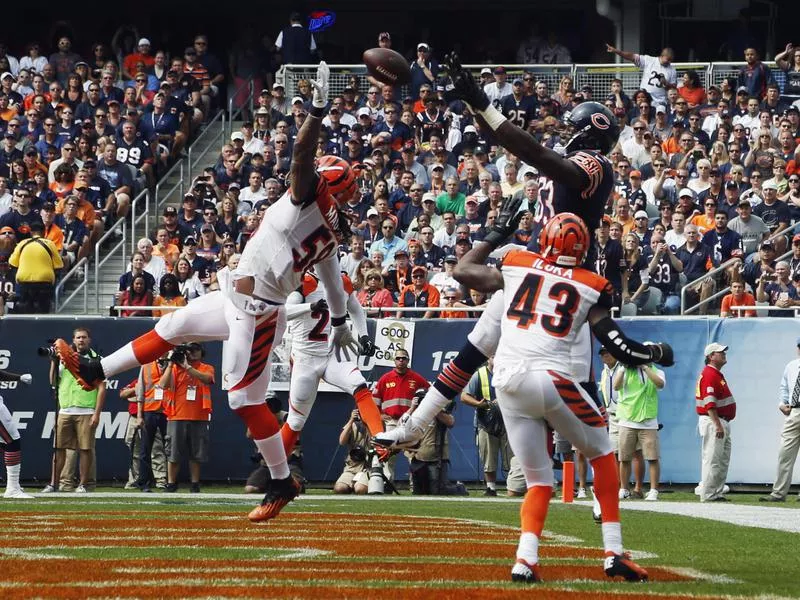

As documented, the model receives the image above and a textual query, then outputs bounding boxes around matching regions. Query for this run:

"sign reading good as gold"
[372,319,416,366]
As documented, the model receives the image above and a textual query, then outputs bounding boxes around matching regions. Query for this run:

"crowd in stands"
[0,32,225,314]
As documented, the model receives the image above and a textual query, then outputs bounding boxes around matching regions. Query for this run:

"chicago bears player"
[53,63,362,522]
[456,209,671,583]
[281,271,383,455]
[0,369,34,499]
[376,54,620,452]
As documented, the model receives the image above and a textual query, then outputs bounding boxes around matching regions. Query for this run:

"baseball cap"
[394,248,408,257]
[480,67,492,76]
[793,233,800,243]
[3,133,14,139]
[0,72,15,81]
[634,210,649,219]
[407,238,419,246]
[200,224,214,233]
[391,159,403,169]
[738,198,751,207]
[709,167,720,176]
[630,170,641,179]
[466,196,478,204]
[41,201,56,212]
[228,181,241,190]
[761,240,775,250]
[417,43,430,51]
[444,254,458,264]
[163,206,177,216]
[291,96,304,105]
[512,78,524,85]
[183,235,196,245]
[272,82,284,89]
[183,193,197,202]
[367,207,379,218]
[655,105,666,114]
[725,181,738,189]
[231,132,244,141]
[74,61,88,68]
[474,146,487,156]
[357,107,371,117]
[598,346,609,355]
[422,192,436,203]
[463,125,477,134]
[720,109,731,118]
[679,188,694,198]
[138,38,151,46]
[493,66,506,74]
[83,159,96,168]
[581,84,593,93]
[24,147,38,156]
[737,86,748,94]
[762,180,778,191]
[704,342,728,357]
[255,107,270,116]
[412,265,427,276]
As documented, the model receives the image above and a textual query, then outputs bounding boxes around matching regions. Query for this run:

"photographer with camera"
[158,343,214,493]
[133,355,170,492]
[333,409,371,495]
[461,356,511,497]
[43,328,105,493]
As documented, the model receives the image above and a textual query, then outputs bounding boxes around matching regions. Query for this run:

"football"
[363,48,411,86]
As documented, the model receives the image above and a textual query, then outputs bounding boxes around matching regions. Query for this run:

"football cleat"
[372,445,394,463]
[604,551,648,582]
[371,417,426,451]
[248,476,301,522]
[511,559,542,583]
[3,488,34,499]
[53,339,105,391]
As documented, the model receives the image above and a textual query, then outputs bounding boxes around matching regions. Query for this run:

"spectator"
[701,210,742,265]
[409,43,438,101]
[275,12,316,66]
[174,256,205,301]
[357,268,394,317]
[753,181,790,253]
[720,279,756,318]
[8,220,62,313]
[621,232,655,316]
[48,37,82,86]
[430,254,460,298]
[333,409,371,495]
[775,43,800,104]
[433,212,458,250]
[118,273,153,317]
[677,224,714,314]
[370,218,407,267]
[483,66,512,106]
[96,142,132,221]
[383,249,413,300]
[613,353,666,501]
[43,328,105,493]
[398,265,440,319]
[760,340,800,502]
[643,232,683,314]
[340,235,366,281]
[461,356,510,496]
[757,260,799,317]
[696,343,735,502]
[136,237,166,289]
[678,70,706,108]
[159,342,214,493]
[153,273,187,317]
[606,44,676,107]
[738,48,775,99]
[728,199,770,258]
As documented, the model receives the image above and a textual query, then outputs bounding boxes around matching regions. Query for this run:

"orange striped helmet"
[317,155,357,203]
[539,212,590,267]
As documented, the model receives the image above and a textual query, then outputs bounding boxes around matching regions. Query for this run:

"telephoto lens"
[37,346,57,359]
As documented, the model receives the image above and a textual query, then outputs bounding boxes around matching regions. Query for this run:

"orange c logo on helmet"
[590,113,611,130]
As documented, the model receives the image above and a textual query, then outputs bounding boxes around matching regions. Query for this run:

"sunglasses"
[633,126,645,131]
[1,231,14,236]
[412,273,425,278]
[394,355,409,360]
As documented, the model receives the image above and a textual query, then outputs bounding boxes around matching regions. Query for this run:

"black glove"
[648,342,675,367]
[411,387,426,408]
[482,196,524,249]
[310,298,328,313]
[443,52,490,112]
[359,335,376,358]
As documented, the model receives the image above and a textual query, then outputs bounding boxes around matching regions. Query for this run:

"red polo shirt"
[695,364,736,420]
[374,368,430,420]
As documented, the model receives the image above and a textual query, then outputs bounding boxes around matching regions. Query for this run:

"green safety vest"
[616,365,660,423]
[58,349,101,409]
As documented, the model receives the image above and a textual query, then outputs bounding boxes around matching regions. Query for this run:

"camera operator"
[333,409,371,494]
[158,342,214,493]
[408,398,467,496]
[133,354,170,492]
[43,327,105,493]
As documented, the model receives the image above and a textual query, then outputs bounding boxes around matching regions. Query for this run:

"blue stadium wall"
[0,316,797,485]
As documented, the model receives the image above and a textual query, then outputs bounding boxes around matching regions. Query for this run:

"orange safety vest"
[142,362,170,413]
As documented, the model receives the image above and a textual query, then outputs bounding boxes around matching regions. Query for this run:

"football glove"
[309,298,328,313]
[332,322,361,355]
[648,342,675,367]
[443,52,490,112]
[482,196,524,249]
[310,61,330,108]
[20,374,32,385]
[359,335,377,358]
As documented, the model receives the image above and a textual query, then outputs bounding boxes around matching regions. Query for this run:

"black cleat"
[604,552,648,582]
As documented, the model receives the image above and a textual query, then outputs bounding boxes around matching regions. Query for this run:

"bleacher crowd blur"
[2,20,800,318]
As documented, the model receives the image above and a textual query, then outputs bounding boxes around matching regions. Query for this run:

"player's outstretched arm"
[444,52,585,188]
[0,370,31,384]
[588,305,674,367]
[290,62,330,206]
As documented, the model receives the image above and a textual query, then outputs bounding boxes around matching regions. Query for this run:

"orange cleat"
[248,476,301,522]
[53,339,103,391]
[604,551,648,582]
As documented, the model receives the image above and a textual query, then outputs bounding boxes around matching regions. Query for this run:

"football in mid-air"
[363,48,411,86]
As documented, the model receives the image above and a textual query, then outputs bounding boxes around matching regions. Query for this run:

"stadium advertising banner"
[0,316,797,485]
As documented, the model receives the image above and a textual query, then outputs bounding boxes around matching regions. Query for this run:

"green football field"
[0,490,797,599]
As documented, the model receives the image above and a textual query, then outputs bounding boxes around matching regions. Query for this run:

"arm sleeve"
[0,370,21,382]
[347,291,368,339]
[285,303,312,321]
[590,315,654,366]
[315,253,348,319]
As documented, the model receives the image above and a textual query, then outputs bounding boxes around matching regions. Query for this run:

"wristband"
[477,105,507,132]
[309,105,325,118]
[331,315,347,327]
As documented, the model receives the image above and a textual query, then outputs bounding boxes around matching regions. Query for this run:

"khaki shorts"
[335,462,369,490]
[56,414,95,451]
[505,455,527,494]
[618,426,659,461]
[476,428,511,473]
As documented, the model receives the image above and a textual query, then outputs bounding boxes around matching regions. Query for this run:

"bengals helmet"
[317,155,357,203]
[562,101,619,155]
[539,212,590,267]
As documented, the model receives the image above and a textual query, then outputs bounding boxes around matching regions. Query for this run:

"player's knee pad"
[521,460,554,489]
[286,408,308,432]
[227,389,257,411]
[0,438,20,452]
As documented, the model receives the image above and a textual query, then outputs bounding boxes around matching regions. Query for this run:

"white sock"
[601,522,623,555]
[254,433,290,480]
[592,486,601,516]
[486,481,496,490]
[516,532,539,563]
[6,464,20,491]
[100,342,139,378]
[410,387,451,429]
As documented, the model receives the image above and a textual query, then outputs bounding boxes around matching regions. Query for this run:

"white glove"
[310,61,329,108]
[331,323,361,355]
[20,374,32,385]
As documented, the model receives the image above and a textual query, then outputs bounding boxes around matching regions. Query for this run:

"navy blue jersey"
[527,149,614,253]
[642,249,680,295]
[500,95,537,130]
[115,137,153,171]
[588,238,625,292]
[701,229,742,266]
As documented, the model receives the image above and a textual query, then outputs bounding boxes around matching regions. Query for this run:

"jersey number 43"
[506,272,580,337]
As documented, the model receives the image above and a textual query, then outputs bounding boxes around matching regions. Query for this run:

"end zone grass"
[0,494,796,599]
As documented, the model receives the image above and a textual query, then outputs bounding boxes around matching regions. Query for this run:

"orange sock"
[280,422,301,456]
[590,452,620,523]
[131,330,174,365]
[234,404,279,440]
[353,386,384,436]
[520,485,552,536]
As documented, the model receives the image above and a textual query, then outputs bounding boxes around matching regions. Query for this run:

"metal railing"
[152,160,184,226]
[729,305,800,317]
[282,61,782,107]
[128,188,150,254]
[187,109,226,175]
[227,80,255,139]
[54,257,90,314]
[94,219,127,314]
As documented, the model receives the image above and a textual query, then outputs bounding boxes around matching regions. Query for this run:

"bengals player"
[53,63,362,522]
